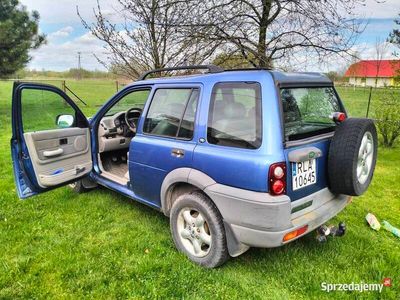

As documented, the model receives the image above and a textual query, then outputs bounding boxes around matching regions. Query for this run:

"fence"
[334,85,400,118]
[0,79,130,115]
[1,78,399,118]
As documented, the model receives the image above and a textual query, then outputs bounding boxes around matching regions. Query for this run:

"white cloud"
[48,26,74,39]
[28,32,108,71]
[275,39,399,74]
[20,0,122,71]
[20,0,400,72]
[303,42,398,73]
[353,0,400,19]
[19,0,122,24]
[19,0,400,24]
[352,41,397,60]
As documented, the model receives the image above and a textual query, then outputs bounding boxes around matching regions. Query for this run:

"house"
[344,60,400,87]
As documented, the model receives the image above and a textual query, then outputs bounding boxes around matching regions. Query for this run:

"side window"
[207,82,262,149]
[143,88,199,139]
[21,88,76,132]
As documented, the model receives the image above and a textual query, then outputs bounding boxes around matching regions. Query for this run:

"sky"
[19,0,400,72]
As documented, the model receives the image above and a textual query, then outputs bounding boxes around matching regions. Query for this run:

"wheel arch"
[160,168,216,216]
[161,168,250,257]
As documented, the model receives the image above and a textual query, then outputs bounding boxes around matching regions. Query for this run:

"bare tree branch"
[77,0,221,79]
[180,0,372,68]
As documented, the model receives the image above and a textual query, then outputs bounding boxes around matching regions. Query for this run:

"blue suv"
[11,66,377,267]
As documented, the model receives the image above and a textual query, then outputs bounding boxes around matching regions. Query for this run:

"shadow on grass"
[86,184,340,268]
[99,185,161,211]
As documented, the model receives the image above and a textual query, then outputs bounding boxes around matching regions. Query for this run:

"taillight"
[331,112,346,123]
[269,162,287,195]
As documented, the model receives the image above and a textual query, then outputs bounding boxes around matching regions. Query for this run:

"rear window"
[280,87,342,141]
[207,82,262,149]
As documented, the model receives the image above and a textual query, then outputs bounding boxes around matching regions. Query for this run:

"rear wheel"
[170,192,229,268]
[328,118,378,196]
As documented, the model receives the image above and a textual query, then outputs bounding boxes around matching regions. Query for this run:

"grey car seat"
[151,103,185,136]
[213,102,253,139]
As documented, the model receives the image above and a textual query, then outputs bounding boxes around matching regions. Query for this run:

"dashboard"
[98,110,141,153]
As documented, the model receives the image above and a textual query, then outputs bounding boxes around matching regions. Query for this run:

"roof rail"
[138,65,224,81]
[224,67,271,72]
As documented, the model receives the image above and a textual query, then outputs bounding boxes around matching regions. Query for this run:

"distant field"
[2,79,396,117]
[0,79,399,299]
[0,79,126,116]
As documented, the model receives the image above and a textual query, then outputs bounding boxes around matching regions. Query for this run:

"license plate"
[292,159,317,191]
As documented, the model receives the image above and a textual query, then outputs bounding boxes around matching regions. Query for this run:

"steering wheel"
[125,108,142,133]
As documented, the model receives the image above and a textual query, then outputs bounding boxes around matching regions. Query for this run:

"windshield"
[105,89,150,116]
[280,87,343,141]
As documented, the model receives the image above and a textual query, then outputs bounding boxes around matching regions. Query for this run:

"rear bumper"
[204,185,351,253]
[229,193,349,248]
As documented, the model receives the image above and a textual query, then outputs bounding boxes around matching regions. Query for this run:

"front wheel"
[170,192,229,268]
[69,180,89,193]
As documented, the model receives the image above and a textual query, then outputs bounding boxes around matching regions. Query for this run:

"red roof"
[344,60,400,78]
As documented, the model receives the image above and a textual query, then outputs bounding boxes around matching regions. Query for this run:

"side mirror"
[56,114,74,128]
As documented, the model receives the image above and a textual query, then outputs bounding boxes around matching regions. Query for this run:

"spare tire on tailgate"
[328,118,377,196]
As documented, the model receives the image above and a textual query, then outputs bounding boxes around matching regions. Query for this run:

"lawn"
[0,80,399,299]
[336,85,400,118]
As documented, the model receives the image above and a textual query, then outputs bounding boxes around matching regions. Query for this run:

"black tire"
[69,180,89,193]
[328,118,378,196]
[170,192,229,268]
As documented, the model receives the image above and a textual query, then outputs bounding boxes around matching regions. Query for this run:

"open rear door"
[11,82,92,199]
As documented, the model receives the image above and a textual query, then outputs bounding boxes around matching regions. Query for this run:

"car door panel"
[23,127,92,187]
[11,82,92,198]
[130,135,196,206]
[130,84,201,206]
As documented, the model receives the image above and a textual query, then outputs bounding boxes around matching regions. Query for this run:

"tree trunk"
[150,0,161,69]
[382,133,389,147]
[257,0,271,68]
[389,133,399,148]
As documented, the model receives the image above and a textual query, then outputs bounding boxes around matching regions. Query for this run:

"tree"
[325,71,341,83]
[388,13,400,84]
[212,52,253,69]
[78,0,219,79]
[184,0,368,68]
[373,38,389,87]
[0,0,45,78]
[375,92,400,148]
[388,13,400,56]
[344,50,361,88]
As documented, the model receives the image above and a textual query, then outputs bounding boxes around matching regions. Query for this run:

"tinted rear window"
[281,87,342,141]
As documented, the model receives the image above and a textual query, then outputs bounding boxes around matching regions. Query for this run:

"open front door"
[11,82,92,199]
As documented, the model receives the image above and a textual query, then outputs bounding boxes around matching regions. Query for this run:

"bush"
[374,93,400,147]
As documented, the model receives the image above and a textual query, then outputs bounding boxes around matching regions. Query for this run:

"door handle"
[75,165,86,175]
[171,148,185,158]
[43,148,64,157]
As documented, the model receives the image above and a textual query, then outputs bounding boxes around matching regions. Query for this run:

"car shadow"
[81,185,349,272]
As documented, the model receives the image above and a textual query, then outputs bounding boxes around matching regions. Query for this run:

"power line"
[77,51,82,80]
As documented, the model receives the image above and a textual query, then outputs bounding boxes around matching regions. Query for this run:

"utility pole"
[77,51,82,80]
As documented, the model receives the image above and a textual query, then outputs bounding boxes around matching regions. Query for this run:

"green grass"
[335,86,400,118]
[0,80,399,299]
